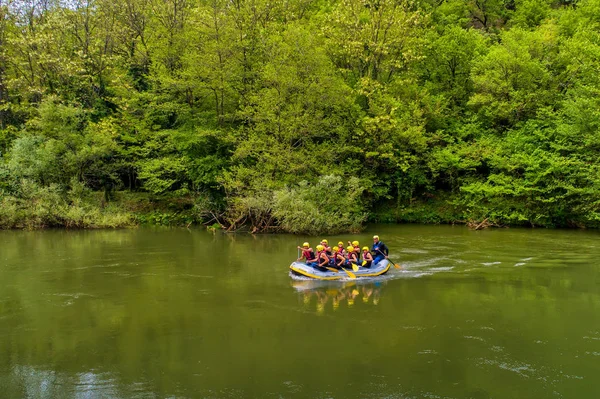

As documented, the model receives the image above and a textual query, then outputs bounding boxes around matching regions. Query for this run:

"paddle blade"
[394,263,402,269]
[341,268,356,279]
[352,264,359,272]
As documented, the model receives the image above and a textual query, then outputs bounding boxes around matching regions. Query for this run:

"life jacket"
[317,250,329,266]
[348,251,358,263]
[372,241,386,255]
[362,251,373,261]
[302,249,315,260]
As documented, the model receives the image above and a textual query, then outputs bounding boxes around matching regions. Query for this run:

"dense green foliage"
[1,0,599,232]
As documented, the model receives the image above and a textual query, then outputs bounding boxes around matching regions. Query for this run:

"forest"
[1,0,599,233]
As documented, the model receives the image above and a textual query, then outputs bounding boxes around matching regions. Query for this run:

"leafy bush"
[0,179,134,229]
[273,175,367,234]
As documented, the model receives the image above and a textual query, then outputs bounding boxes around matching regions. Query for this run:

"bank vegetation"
[1,0,599,232]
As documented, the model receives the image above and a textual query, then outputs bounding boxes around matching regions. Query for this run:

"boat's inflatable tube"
[290,259,390,280]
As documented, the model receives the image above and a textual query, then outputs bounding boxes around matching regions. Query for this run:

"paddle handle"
[376,248,401,269]
[375,248,388,258]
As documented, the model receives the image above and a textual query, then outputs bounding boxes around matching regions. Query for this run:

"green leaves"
[2,0,600,230]
[469,26,559,128]
[273,175,367,234]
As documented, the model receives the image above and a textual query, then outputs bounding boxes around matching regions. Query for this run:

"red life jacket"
[349,252,358,262]
[302,248,315,260]
[317,250,328,265]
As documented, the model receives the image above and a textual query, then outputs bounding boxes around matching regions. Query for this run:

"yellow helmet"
[321,239,328,244]
[362,247,369,251]
[316,245,324,251]
[352,241,359,246]
[302,242,309,248]
[346,246,354,252]
[338,241,344,246]
[373,235,379,240]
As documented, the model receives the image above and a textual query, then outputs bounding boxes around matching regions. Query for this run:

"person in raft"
[315,244,330,270]
[334,246,347,269]
[346,246,360,267]
[321,239,332,255]
[347,240,361,261]
[361,247,374,268]
[297,242,316,264]
[371,235,389,265]
[327,246,338,267]
[337,241,346,255]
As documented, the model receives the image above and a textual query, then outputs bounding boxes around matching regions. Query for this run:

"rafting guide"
[290,235,400,280]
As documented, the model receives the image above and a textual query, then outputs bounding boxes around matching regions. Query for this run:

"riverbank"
[2,190,599,231]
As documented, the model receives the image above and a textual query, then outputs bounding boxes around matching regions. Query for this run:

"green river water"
[1,225,599,399]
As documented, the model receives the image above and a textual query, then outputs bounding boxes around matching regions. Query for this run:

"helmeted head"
[302,242,309,248]
[338,241,344,247]
[373,235,380,243]
[321,239,328,245]
[352,240,359,247]
[316,245,324,251]
[346,246,354,252]
[362,246,369,252]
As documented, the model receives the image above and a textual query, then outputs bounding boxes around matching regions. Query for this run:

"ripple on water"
[402,248,430,254]
[429,267,454,272]
[406,256,451,269]
[169,274,215,279]
[464,335,486,342]
[477,358,537,379]
[583,336,600,341]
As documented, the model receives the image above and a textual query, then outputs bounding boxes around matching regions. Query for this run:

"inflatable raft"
[289,259,390,280]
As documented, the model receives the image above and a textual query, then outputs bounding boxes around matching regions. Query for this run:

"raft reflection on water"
[291,279,386,314]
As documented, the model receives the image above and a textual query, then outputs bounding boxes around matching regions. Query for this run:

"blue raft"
[289,259,390,280]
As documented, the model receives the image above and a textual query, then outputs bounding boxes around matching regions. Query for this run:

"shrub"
[273,175,367,234]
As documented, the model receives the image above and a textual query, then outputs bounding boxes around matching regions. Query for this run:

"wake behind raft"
[289,259,391,280]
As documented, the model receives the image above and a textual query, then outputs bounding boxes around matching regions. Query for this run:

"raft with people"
[289,235,399,280]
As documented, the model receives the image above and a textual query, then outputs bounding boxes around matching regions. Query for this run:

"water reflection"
[291,279,386,314]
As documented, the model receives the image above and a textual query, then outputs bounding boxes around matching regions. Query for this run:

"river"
[1,225,599,398]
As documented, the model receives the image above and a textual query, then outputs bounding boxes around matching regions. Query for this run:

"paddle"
[376,249,402,269]
[324,265,356,279]
[340,267,357,279]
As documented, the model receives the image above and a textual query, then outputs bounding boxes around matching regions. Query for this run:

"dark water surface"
[1,225,599,398]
